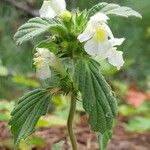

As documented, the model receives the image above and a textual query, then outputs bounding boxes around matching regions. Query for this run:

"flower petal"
[108,48,124,70]
[84,38,112,58]
[97,41,112,59]
[50,0,66,15]
[78,25,94,42]
[84,39,99,56]
[36,48,51,57]
[90,12,110,24]
[36,64,51,80]
[109,38,125,46]
[39,1,57,18]
[102,23,114,39]
[39,0,66,18]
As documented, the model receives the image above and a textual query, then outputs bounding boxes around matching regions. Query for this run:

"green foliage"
[71,10,88,35]
[12,75,40,88]
[119,101,150,117]
[88,2,142,18]
[0,101,14,121]
[19,136,46,150]
[1,1,145,150]
[3,136,46,150]
[9,89,51,146]
[37,115,66,128]
[74,58,118,133]
[88,2,108,17]
[0,59,8,76]
[0,66,8,76]
[33,38,56,53]
[98,130,112,150]
[119,102,150,133]
[14,17,57,45]
[52,141,64,150]
[126,117,150,132]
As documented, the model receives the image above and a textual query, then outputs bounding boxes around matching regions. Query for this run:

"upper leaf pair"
[14,2,142,45]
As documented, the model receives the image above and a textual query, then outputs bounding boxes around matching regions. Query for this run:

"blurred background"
[0,0,150,149]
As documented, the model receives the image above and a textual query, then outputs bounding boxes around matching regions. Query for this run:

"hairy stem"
[67,92,77,150]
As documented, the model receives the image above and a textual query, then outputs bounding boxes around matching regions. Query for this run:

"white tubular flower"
[39,0,66,18]
[33,48,55,80]
[78,12,114,58]
[78,12,125,69]
[107,47,124,70]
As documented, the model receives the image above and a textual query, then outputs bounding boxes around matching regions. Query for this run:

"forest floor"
[0,115,150,150]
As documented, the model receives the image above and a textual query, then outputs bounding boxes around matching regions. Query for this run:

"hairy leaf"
[88,2,108,17]
[74,58,117,133]
[98,130,112,150]
[9,89,51,146]
[14,17,57,45]
[88,2,142,18]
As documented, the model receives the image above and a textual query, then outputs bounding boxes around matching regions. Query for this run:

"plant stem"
[67,92,77,150]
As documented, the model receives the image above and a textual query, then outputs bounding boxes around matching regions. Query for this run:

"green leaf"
[98,130,112,150]
[14,17,57,45]
[88,2,108,17]
[88,2,142,18]
[74,58,117,133]
[33,38,59,54]
[9,89,51,146]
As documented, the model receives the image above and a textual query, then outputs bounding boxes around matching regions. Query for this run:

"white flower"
[101,38,125,59]
[78,13,114,57]
[39,0,66,18]
[107,47,124,70]
[33,48,55,79]
[78,12,125,69]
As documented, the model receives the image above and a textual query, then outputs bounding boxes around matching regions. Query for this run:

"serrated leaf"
[88,2,108,17]
[74,58,117,133]
[9,89,51,147]
[98,130,112,150]
[88,2,142,18]
[14,17,57,45]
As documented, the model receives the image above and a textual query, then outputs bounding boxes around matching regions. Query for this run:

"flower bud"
[60,41,69,48]
[33,48,66,80]
[33,48,55,80]
[60,11,72,22]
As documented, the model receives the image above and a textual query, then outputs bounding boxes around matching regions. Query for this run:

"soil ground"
[0,115,150,150]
